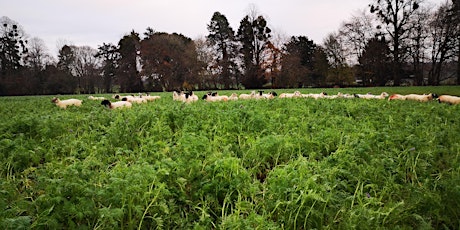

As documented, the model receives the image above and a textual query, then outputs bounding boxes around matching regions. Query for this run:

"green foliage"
[0,87,459,229]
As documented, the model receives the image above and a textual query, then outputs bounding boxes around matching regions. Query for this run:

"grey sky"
[1,0,431,55]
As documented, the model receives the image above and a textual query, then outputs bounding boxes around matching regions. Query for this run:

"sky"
[0,0,433,56]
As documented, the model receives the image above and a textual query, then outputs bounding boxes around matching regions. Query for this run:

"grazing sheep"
[256,91,277,99]
[88,96,106,100]
[123,96,147,104]
[354,92,389,99]
[142,94,161,101]
[404,93,438,102]
[302,92,327,99]
[184,91,199,103]
[173,91,198,103]
[51,97,82,109]
[239,91,256,99]
[202,92,229,102]
[101,100,132,109]
[173,91,185,101]
[229,93,239,100]
[279,91,302,98]
[388,94,407,101]
[437,95,460,105]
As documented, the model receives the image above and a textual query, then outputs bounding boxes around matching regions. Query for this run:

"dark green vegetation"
[1,87,459,229]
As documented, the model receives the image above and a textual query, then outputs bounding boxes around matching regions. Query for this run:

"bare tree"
[370,0,421,86]
[194,37,217,89]
[428,1,459,85]
[338,10,376,65]
[26,37,53,72]
[72,46,101,93]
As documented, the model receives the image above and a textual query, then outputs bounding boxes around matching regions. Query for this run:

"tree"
[55,45,78,94]
[194,37,217,89]
[428,1,459,85]
[24,37,53,94]
[311,47,330,87]
[323,33,355,86]
[279,36,317,87]
[0,17,28,95]
[237,8,272,89]
[140,32,199,91]
[96,43,120,93]
[117,31,141,93]
[407,6,430,86]
[358,37,391,86]
[72,46,101,94]
[207,12,238,89]
[0,16,27,75]
[370,0,421,86]
[337,10,376,65]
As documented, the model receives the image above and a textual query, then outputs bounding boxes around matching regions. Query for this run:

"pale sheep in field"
[388,94,407,101]
[437,95,460,105]
[101,99,132,109]
[173,91,198,103]
[88,96,106,100]
[123,96,147,104]
[255,91,277,99]
[202,92,228,102]
[239,91,256,99]
[354,92,389,99]
[336,92,355,99]
[184,91,199,103]
[229,93,239,100]
[302,92,327,99]
[142,94,161,101]
[404,93,437,102]
[279,91,302,98]
[51,97,82,109]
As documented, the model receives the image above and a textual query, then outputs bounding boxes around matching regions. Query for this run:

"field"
[1,86,459,229]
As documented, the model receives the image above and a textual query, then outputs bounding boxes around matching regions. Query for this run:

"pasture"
[1,86,459,229]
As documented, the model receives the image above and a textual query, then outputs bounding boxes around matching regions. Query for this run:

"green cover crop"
[1,86,459,229]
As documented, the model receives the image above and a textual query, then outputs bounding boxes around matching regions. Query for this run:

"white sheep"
[354,92,389,99]
[404,93,437,102]
[142,95,161,101]
[88,95,106,100]
[202,92,228,102]
[229,93,239,100]
[239,91,256,99]
[123,96,147,104]
[101,99,132,109]
[173,91,198,103]
[326,92,354,99]
[388,94,407,101]
[184,91,198,103]
[437,95,460,105]
[302,92,327,99]
[279,91,302,98]
[255,91,277,99]
[51,97,82,109]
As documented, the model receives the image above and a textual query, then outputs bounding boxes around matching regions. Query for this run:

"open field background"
[1,86,459,229]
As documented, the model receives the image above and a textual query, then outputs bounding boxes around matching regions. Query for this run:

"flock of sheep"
[50,90,460,109]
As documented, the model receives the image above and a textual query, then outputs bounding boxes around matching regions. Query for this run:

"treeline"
[0,0,459,96]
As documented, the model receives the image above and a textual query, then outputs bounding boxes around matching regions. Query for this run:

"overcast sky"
[1,0,437,55]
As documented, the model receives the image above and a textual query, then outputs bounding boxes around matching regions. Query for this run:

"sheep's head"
[270,91,278,96]
[430,93,439,99]
[51,97,59,103]
[101,100,111,107]
[202,94,208,100]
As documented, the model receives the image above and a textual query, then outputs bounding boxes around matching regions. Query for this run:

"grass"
[0,86,459,229]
